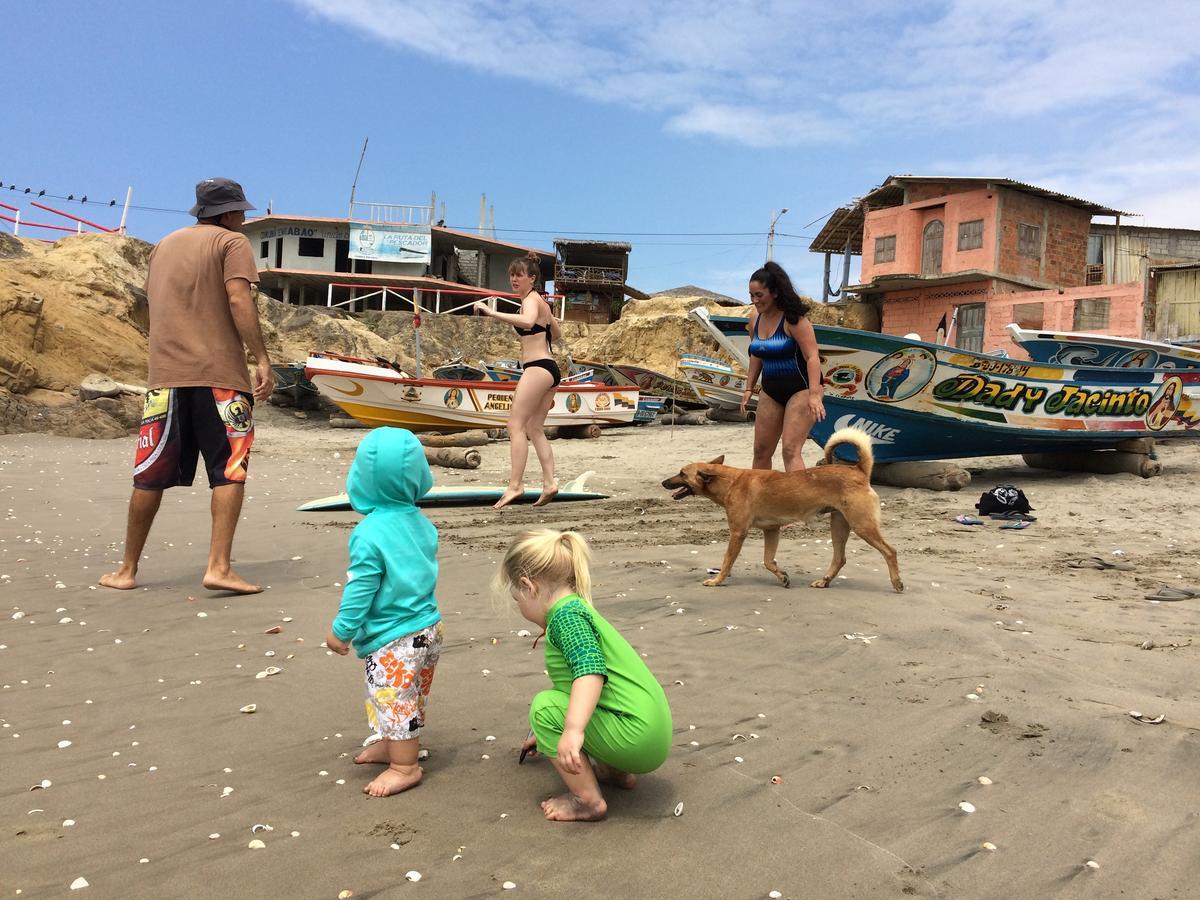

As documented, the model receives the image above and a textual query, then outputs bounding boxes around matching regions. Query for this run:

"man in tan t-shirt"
[101,178,275,595]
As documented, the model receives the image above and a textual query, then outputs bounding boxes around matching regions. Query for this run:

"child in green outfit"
[496,528,672,822]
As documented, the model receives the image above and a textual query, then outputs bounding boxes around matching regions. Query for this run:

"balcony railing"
[555,264,624,286]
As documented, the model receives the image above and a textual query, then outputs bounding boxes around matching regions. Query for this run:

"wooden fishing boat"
[690,307,751,367]
[575,359,706,409]
[431,355,490,381]
[809,326,1200,462]
[1006,324,1200,369]
[677,355,758,411]
[305,352,639,431]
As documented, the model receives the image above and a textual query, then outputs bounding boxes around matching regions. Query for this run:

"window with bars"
[1011,302,1044,330]
[874,234,896,263]
[1073,297,1110,330]
[957,219,984,251]
[1018,223,1041,258]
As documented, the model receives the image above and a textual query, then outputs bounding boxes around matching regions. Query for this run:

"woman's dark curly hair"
[750,261,810,324]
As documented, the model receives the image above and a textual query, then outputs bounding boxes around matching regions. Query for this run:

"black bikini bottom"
[760,373,810,406]
[522,358,561,388]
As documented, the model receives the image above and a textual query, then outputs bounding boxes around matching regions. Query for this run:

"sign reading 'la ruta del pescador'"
[933,373,1152,417]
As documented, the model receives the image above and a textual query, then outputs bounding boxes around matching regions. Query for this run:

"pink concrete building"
[811,176,1138,356]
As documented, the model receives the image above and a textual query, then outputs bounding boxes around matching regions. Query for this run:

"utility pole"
[767,207,789,261]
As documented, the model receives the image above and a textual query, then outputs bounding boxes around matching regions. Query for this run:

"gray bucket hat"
[189,177,256,217]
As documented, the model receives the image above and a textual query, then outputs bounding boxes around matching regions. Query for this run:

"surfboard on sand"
[296,471,607,512]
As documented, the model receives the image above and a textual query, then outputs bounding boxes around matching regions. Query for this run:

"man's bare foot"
[541,792,607,822]
[364,764,422,797]
[202,569,262,595]
[99,567,138,590]
[591,760,636,790]
[354,742,390,765]
[531,482,559,508]
[493,484,525,510]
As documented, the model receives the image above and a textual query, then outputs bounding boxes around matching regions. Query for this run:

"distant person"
[497,529,672,822]
[739,261,826,471]
[326,429,443,798]
[100,178,273,594]
[473,253,562,508]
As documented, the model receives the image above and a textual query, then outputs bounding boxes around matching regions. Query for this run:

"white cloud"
[293,0,1200,222]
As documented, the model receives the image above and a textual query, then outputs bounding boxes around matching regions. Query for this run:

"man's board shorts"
[133,387,255,490]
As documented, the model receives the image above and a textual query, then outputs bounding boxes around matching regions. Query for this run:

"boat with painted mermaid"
[688,307,1200,462]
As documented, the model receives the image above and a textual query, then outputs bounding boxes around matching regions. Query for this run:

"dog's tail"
[822,427,875,480]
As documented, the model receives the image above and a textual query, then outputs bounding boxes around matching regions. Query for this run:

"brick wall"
[996,188,1089,287]
[880,281,1144,354]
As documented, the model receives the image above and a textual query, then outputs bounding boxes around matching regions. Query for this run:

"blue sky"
[6,0,1200,299]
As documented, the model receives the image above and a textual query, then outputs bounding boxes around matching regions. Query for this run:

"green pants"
[529,689,671,775]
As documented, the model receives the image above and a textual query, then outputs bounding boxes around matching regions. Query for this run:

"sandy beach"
[3,408,1199,898]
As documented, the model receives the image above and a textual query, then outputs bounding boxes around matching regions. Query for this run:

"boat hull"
[306,353,638,431]
[678,356,758,411]
[1006,324,1200,369]
[810,326,1200,462]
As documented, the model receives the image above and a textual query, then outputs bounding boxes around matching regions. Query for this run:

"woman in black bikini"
[739,261,825,471]
[473,253,563,509]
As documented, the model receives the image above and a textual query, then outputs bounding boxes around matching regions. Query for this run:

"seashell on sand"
[981,842,997,851]
[405,872,421,882]
[1085,860,1100,869]
[977,776,992,785]
[673,802,684,817]
[958,801,976,813]
[240,704,257,714]
[502,882,517,890]
[248,839,266,849]
[70,877,89,890]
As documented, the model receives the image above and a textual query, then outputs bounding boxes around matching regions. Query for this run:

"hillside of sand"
[0,233,878,437]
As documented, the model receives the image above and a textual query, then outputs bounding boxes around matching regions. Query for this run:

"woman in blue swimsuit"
[473,253,563,508]
[740,261,825,471]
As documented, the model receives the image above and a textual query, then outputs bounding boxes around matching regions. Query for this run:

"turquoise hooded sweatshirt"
[331,428,440,658]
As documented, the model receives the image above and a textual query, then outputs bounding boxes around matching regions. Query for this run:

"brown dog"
[661,428,903,592]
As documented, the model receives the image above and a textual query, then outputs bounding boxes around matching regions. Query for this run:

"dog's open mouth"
[670,485,693,500]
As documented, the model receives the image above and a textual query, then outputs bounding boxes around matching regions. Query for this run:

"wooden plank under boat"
[305,352,639,431]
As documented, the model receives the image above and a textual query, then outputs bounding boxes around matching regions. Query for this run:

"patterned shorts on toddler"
[363,622,443,740]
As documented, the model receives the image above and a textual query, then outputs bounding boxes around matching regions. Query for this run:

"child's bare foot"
[541,792,607,822]
[365,763,422,797]
[591,760,636,790]
[202,568,262,595]
[493,484,525,510]
[354,742,390,765]
[99,566,138,590]
[531,482,559,508]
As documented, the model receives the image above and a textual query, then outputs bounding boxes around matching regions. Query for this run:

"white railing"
[325,282,566,319]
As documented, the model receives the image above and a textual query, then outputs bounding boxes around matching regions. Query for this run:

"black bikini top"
[514,296,553,350]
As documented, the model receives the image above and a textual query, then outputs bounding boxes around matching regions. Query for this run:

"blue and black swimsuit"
[748,314,812,406]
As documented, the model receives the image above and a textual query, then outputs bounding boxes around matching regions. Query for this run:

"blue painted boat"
[809,327,1200,462]
[1006,324,1200,370]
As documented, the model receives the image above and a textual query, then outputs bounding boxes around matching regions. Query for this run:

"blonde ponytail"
[495,528,593,605]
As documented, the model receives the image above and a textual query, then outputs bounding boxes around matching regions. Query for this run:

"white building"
[242,213,553,314]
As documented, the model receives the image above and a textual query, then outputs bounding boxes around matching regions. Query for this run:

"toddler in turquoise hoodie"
[326,428,442,798]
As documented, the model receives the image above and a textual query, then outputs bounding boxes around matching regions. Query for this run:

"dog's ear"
[698,467,716,484]
[708,455,725,465]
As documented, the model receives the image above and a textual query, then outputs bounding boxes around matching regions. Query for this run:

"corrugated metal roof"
[810,175,1133,254]
[864,176,1133,217]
